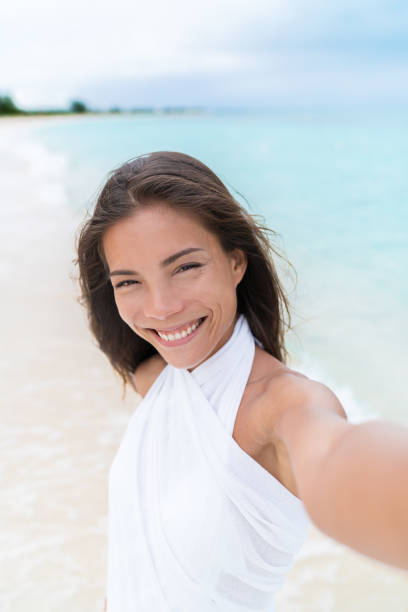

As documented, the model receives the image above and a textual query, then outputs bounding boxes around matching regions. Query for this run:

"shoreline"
[0,107,209,125]
[0,116,138,612]
[1,118,407,611]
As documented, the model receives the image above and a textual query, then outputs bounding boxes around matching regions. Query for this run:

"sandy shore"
[1,117,407,611]
[0,117,138,612]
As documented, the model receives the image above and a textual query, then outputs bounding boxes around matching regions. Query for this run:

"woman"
[77,151,408,611]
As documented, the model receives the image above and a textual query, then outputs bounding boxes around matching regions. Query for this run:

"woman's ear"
[230,249,247,286]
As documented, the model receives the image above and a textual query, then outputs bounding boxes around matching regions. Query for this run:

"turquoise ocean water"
[33,110,408,424]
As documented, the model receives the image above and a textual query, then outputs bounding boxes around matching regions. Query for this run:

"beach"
[0,116,139,611]
[1,116,407,611]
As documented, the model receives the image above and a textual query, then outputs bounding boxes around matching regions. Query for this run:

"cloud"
[72,59,408,109]
[1,0,408,107]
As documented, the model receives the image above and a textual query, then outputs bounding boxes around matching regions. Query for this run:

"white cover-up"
[107,314,310,611]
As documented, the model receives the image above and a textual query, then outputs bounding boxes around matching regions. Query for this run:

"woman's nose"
[143,285,184,320]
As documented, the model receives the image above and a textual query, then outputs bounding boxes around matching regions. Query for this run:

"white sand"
[0,117,138,612]
[0,117,407,611]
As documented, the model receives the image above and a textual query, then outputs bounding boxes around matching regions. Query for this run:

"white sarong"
[107,315,310,611]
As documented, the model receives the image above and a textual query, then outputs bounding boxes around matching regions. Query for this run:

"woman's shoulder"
[253,349,348,441]
[133,353,167,397]
[252,351,349,499]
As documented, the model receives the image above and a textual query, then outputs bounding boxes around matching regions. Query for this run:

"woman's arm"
[272,377,408,569]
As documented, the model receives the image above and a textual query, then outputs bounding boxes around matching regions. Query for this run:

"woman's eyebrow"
[161,247,205,267]
[109,247,205,277]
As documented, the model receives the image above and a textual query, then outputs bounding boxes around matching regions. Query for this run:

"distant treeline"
[0,95,202,116]
[0,96,90,116]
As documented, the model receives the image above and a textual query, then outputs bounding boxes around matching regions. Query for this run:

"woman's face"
[102,203,247,370]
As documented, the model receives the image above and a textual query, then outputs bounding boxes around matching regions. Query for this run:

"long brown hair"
[76,151,293,388]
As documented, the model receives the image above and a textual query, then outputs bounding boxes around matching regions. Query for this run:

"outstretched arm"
[273,378,408,569]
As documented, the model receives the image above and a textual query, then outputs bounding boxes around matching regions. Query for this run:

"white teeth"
[156,318,202,342]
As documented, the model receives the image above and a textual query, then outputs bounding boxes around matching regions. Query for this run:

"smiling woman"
[77,151,289,385]
[76,152,408,612]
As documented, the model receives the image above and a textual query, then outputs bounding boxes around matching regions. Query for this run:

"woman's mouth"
[151,317,206,346]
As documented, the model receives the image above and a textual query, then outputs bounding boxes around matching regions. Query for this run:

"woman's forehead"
[102,205,221,266]
[112,203,209,235]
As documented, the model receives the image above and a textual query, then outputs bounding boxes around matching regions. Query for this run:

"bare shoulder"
[260,362,349,460]
[267,367,347,422]
[251,348,348,443]
[133,353,167,397]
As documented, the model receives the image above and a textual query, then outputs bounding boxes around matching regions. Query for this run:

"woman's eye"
[114,280,139,288]
[177,263,202,273]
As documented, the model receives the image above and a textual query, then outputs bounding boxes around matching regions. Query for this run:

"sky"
[1,0,408,109]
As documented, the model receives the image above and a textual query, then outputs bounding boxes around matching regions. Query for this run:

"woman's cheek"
[115,293,139,327]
